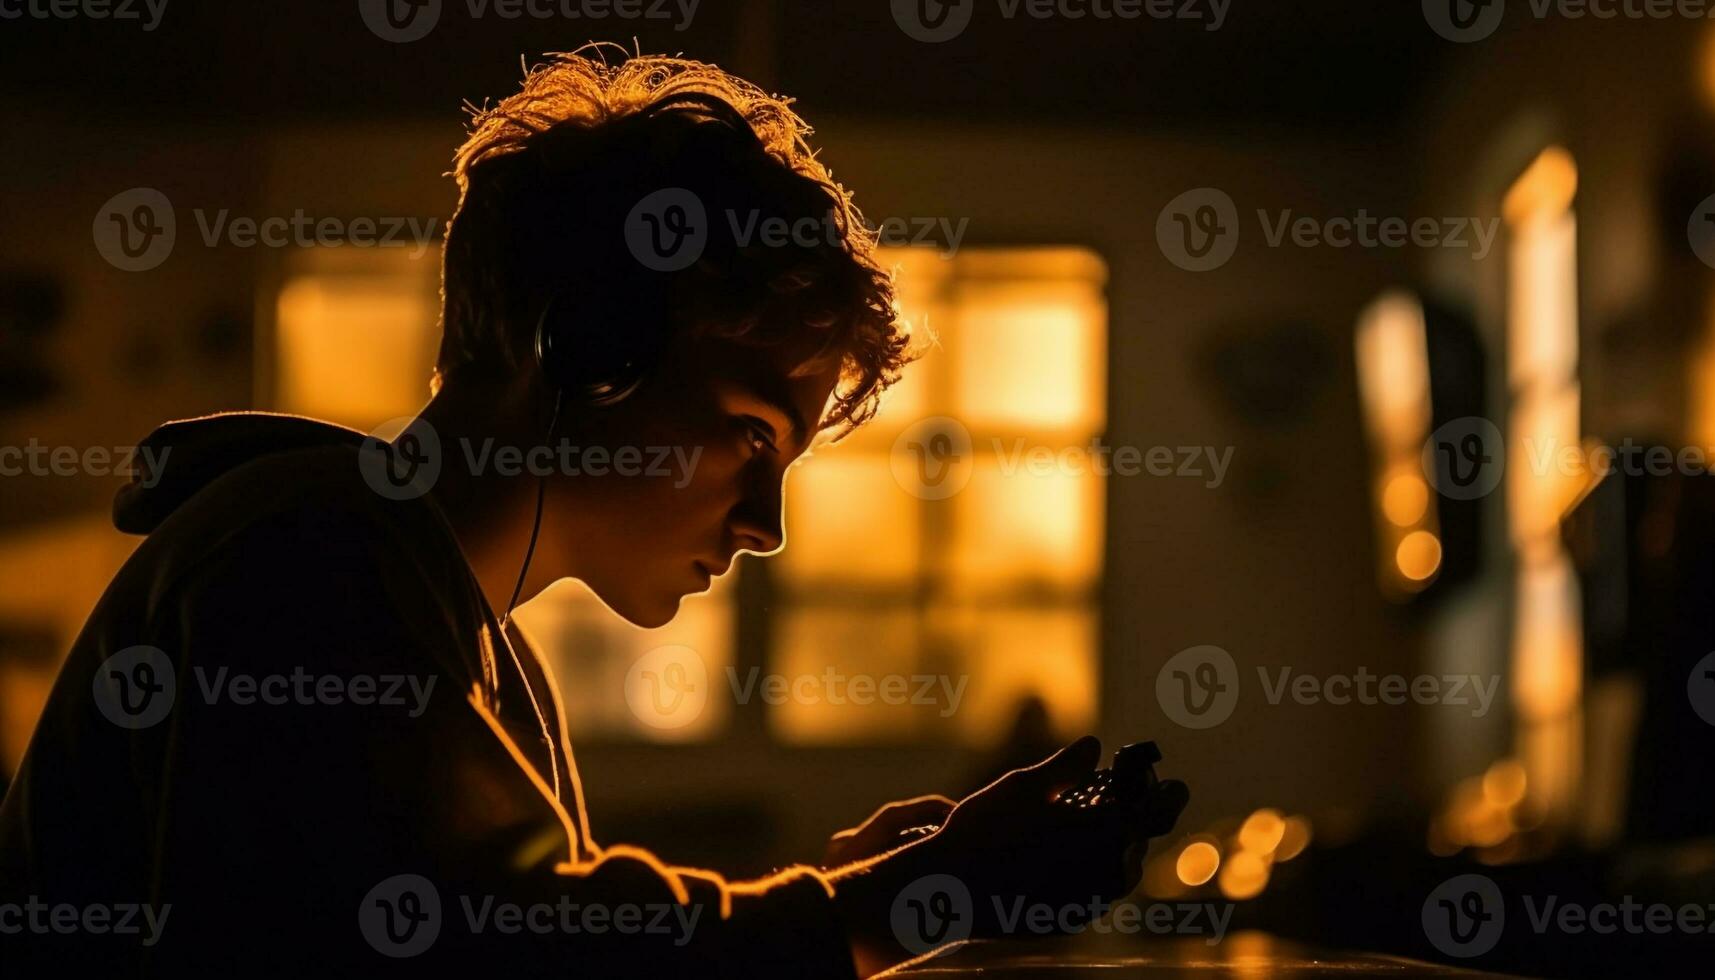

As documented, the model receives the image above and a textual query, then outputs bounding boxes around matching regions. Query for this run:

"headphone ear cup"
[533,291,657,407]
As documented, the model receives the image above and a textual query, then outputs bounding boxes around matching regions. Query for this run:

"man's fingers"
[867,794,957,834]
[1009,734,1102,800]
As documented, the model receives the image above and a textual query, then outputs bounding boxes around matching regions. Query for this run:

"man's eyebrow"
[737,379,809,450]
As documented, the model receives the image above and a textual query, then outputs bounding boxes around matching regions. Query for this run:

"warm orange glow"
[274,273,438,429]
[1483,758,1529,809]
[1275,816,1312,861]
[779,457,921,585]
[1176,841,1221,886]
[1503,145,1584,829]
[1238,809,1287,854]
[1217,849,1270,900]
[1381,471,1430,527]
[1395,531,1443,581]
[1355,292,1432,452]
[774,245,1107,747]
[1503,146,1578,228]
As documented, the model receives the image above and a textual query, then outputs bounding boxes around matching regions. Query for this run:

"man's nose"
[729,473,785,556]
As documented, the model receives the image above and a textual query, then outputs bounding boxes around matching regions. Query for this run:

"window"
[770,246,1107,746]
[1502,146,1584,825]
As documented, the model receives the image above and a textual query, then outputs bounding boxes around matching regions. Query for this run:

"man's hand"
[830,737,1190,977]
[821,795,956,869]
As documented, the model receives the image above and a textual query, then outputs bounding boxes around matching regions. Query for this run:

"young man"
[0,53,1186,976]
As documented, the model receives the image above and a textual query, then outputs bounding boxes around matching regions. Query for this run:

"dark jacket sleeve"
[138,504,857,979]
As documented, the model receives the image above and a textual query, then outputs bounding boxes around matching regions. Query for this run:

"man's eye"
[737,416,777,454]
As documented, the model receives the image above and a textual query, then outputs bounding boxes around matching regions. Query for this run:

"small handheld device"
[1052,740,1162,811]
[897,741,1168,842]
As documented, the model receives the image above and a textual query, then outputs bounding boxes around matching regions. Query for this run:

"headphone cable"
[500,389,563,630]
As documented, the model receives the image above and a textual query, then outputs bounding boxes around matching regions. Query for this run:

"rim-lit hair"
[438,48,914,435]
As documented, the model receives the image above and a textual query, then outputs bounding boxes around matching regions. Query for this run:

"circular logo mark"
[93,188,176,272]
[1156,188,1239,273]
[891,0,974,42]
[890,416,974,500]
[1421,416,1504,501]
[624,188,708,272]
[1422,0,1504,43]
[1156,645,1239,730]
[625,645,709,731]
[357,0,442,43]
[890,874,973,956]
[357,417,442,501]
[1422,873,1504,958]
[1687,193,1715,270]
[92,644,177,730]
[359,874,442,957]
[1688,651,1715,726]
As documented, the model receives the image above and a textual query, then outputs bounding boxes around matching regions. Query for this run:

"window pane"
[779,456,921,587]
[947,456,1102,594]
[928,603,1098,747]
[769,607,924,744]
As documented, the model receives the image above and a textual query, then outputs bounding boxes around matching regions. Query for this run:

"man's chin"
[607,592,684,630]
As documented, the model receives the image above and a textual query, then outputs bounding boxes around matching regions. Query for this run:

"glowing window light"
[774,246,1107,745]
[1503,146,1583,828]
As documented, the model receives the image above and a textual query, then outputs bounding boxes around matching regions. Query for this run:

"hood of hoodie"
[113,412,368,535]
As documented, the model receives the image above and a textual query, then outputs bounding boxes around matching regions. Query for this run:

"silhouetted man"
[0,52,1186,977]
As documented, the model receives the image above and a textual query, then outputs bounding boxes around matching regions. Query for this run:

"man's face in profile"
[545,334,840,628]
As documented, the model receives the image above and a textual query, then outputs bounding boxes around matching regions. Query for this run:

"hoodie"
[0,412,854,978]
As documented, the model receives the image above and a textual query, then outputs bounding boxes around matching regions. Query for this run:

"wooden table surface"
[884,930,1521,977]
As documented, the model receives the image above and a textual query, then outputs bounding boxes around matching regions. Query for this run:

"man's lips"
[693,558,732,579]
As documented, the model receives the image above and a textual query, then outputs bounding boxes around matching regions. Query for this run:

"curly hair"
[437,48,913,434]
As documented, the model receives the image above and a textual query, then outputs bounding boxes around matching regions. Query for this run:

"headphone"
[499,91,760,627]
